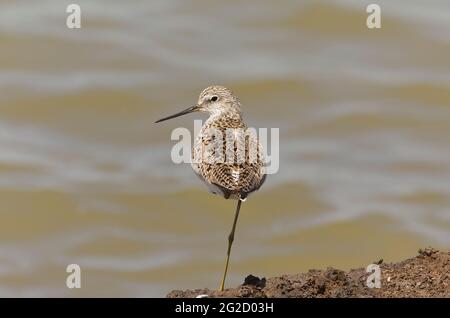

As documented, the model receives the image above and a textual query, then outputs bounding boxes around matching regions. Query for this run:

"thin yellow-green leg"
[219,199,243,291]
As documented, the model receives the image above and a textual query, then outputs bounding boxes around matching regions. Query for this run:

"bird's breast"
[190,121,266,199]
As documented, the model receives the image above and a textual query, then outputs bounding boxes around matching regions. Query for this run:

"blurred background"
[0,0,449,297]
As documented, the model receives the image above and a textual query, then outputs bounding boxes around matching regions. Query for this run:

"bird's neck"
[205,111,245,128]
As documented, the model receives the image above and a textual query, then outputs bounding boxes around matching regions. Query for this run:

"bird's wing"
[192,124,266,198]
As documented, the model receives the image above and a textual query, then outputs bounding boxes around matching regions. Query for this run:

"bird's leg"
[219,199,242,291]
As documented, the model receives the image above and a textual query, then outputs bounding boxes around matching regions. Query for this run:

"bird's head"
[155,85,241,123]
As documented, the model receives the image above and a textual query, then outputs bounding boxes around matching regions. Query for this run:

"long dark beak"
[155,105,198,123]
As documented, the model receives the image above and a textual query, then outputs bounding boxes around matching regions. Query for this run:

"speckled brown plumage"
[191,86,266,200]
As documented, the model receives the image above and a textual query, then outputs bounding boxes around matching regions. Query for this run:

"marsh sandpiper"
[156,86,266,291]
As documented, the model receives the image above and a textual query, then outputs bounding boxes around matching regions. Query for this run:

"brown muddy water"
[0,1,449,297]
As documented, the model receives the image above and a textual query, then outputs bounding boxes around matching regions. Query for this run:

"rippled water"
[0,0,449,296]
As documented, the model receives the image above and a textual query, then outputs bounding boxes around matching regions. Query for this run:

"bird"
[155,85,266,291]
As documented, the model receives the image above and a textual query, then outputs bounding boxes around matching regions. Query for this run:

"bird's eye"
[210,96,218,102]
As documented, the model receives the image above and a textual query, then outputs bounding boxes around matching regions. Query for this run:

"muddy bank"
[167,248,449,298]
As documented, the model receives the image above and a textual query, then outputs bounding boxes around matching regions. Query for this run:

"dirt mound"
[167,248,449,298]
